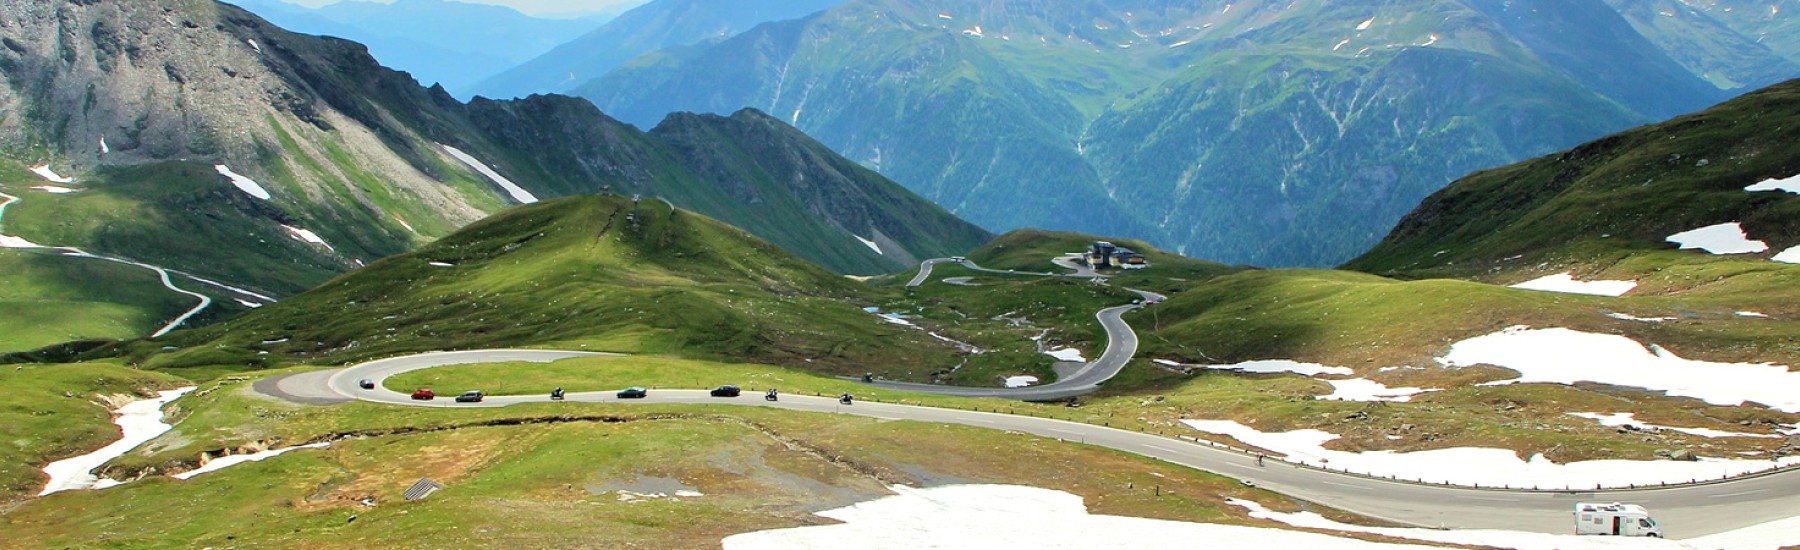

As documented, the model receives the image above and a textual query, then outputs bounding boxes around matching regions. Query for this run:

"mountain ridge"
[575,0,1770,267]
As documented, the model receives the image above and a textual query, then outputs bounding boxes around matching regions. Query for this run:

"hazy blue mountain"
[578,0,1757,266]
[228,0,602,97]
[1669,0,1800,66]
[471,0,846,99]
[1601,0,1800,90]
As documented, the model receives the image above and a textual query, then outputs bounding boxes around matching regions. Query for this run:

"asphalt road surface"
[312,348,1800,538]
[892,257,1162,400]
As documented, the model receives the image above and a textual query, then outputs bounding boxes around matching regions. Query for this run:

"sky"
[274,0,651,18]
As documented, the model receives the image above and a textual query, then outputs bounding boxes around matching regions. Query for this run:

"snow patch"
[1356,17,1375,30]
[1746,174,1800,194]
[1192,359,1353,377]
[1666,222,1768,254]
[1607,312,1675,323]
[29,164,74,184]
[1045,347,1086,362]
[1567,412,1780,439]
[214,165,271,200]
[1509,272,1637,296]
[99,136,109,155]
[428,261,454,268]
[32,185,78,194]
[40,387,197,495]
[174,442,330,480]
[280,225,334,251]
[1440,326,1800,412]
[852,234,882,255]
[723,484,1440,550]
[1005,376,1039,388]
[442,144,537,204]
[1772,246,1800,264]
[235,299,263,309]
[1320,379,1433,402]
[1182,419,1800,489]
[1738,311,1769,318]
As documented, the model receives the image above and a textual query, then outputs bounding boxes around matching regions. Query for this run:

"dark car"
[617,387,648,399]
[709,385,741,397]
[455,390,484,403]
[358,379,375,390]
[411,388,435,400]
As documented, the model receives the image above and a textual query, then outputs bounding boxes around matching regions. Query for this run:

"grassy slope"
[0,251,195,353]
[0,362,187,503]
[2,359,1347,547]
[93,196,959,379]
[1346,79,1800,281]
[965,229,1242,295]
[0,163,252,353]
[0,161,351,296]
[3,410,1299,548]
[1103,267,1800,462]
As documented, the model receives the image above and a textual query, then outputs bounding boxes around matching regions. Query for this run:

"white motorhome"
[1574,502,1663,537]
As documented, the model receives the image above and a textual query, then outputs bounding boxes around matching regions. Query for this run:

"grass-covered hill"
[1345,78,1800,282]
[84,195,961,378]
[958,229,1242,295]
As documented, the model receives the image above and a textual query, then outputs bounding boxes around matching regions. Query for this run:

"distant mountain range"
[0,0,986,349]
[226,0,606,97]
[471,0,845,100]
[560,0,1797,267]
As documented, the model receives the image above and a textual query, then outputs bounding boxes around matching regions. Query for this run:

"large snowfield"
[1182,418,1800,489]
[1168,324,1800,488]
[1232,498,1800,549]
[722,484,1440,549]
[40,387,196,495]
[1441,326,1800,413]
[723,484,1800,549]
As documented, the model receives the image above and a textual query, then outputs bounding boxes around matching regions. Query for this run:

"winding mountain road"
[1,191,219,336]
[893,257,1162,400]
[302,348,1800,538]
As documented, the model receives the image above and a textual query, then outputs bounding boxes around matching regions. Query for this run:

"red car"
[411,388,435,400]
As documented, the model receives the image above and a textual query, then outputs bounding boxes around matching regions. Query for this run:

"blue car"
[616,387,648,399]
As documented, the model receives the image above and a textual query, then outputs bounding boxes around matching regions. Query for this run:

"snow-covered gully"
[39,387,196,495]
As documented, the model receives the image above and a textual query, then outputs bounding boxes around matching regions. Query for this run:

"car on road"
[950,256,966,262]
[617,387,648,399]
[709,385,741,397]
[454,390,484,403]
[411,388,435,400]
[358,379,375,390]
